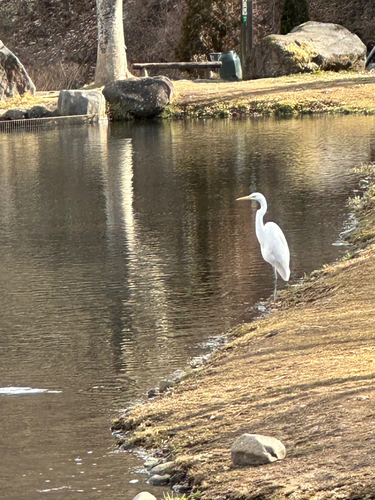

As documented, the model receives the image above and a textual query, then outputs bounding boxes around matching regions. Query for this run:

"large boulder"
[231,433,286,466]
[0,40,35,99]
[102,76,174,119]
[246,21,366,79]
[57,90,106,118]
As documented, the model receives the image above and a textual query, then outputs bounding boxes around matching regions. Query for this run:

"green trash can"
[219,51,242,81]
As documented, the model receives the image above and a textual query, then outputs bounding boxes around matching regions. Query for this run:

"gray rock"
[231,433,286,466]
[57,89,106,117]
[172,483,191,493]
[102,76,174,119]
[132,493,157,500]
[148,474,171,486]
[246,21,366,79]
[159,379,175,392]
[2,108,27,120]
[149,460,175,475]
[26,105,55,119]
[172,369,187,381]
[144,457,159,470]
[0,40,35,99]
[148,388,159,398]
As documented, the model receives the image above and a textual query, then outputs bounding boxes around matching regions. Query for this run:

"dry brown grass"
[168,71,375,117]
[116,166,375,499]
[2,71,375,121]
[0,92,59,112]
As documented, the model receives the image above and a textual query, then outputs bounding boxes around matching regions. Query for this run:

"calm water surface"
[1,115,375,499]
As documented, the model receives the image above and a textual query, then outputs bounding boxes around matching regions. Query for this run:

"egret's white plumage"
[236,192,290,300]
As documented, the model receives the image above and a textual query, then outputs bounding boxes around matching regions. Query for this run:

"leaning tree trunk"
[95,0,132,86]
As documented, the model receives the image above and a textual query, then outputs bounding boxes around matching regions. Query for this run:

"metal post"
[248,0,253,50]
[241,0,253,75]
[240,0,248,69]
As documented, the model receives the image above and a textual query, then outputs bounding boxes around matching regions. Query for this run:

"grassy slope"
[1,71,375,119]
[117,213,375,499]
[167,71,375,118]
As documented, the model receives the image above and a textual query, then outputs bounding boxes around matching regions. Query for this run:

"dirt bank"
[113,162,375,500]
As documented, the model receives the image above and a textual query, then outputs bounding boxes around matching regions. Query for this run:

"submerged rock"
[148,473,171,486]
[231,433,286,466]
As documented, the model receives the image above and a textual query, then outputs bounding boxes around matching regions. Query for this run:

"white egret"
[236,192,290,301]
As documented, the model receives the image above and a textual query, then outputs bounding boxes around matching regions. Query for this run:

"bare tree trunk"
[95,0,131,87]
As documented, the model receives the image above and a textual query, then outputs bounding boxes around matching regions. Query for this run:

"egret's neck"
[255,199,267,240]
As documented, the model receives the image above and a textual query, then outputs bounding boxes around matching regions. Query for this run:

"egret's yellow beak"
[236,194,253,201]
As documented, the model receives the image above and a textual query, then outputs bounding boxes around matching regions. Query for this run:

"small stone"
[132,493,157,500]
[231,433,286,466]
[159,379,174,392]
[144,458,159,470]
[148,388,159,398]
[172,483,191,493]
[148,474,170,486]
[172,369,186,381]
[149,461,175,475]
[264,330,279,338]
[2,109,27,120]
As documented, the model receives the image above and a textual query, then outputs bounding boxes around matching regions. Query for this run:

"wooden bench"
[132,61,222,79]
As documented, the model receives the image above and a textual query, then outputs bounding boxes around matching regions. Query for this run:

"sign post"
[240,0,253,74]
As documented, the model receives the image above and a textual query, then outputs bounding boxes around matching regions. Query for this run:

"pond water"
[0,115,375,499]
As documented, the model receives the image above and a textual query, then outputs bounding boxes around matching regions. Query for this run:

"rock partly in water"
[132,493,157,500]
[149,460,175,476]
[231,433,286,466]
[144,457,160,470]
[147,388,159,398]
[148,473,171,486]
[102,76,174,120]
[246,21,366,79]
[0,40,35,99]
[159,379,175,392]
[57,89,106,118]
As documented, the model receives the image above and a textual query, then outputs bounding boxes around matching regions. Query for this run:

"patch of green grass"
[162,493,189,500]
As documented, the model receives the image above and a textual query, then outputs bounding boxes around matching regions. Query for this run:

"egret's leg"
[273,267,278,301]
